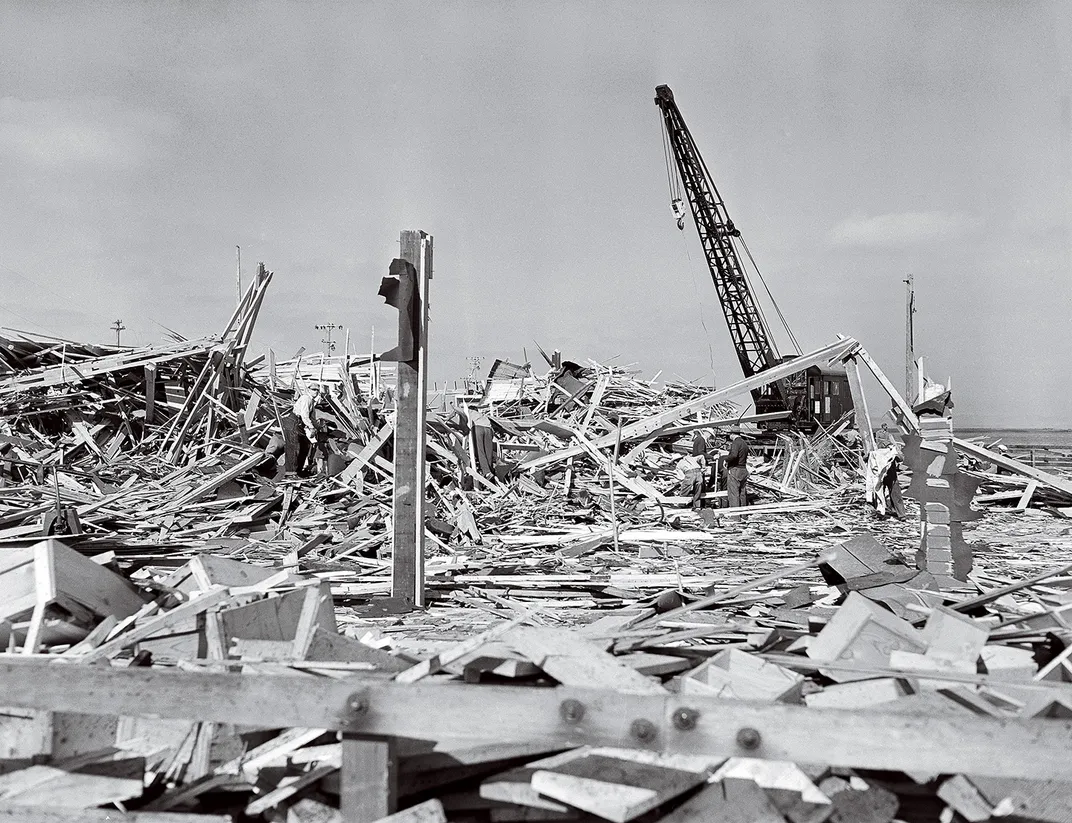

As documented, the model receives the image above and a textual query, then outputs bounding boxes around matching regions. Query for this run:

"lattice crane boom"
[655,84,788,415]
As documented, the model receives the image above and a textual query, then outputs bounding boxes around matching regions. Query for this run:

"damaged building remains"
[0,86,1071,823]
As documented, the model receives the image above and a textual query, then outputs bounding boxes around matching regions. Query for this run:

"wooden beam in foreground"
[0,662,1069,780]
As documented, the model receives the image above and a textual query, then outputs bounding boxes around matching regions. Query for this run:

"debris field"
[1,273,1071,823]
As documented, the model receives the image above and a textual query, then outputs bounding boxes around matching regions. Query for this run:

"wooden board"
[218,582,336,654]
[953,437,1072,499]
[807,592,927,682]
[505,627,666,695]
[530,753,706,822]
[1,663,1072,780]
[0,808,229,823]
[680,648,803,703]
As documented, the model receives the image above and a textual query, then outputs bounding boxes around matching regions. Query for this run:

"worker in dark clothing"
[726,431,750,508]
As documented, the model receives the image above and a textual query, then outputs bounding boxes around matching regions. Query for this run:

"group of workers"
[674,428,751,510]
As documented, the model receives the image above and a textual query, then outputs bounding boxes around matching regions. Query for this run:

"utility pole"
[465,355,484,395]
[370,327,378,397]
[314,323,342,356]
[111,319,125,347]
[236,246,242,304]
[904,273,915,405]
[387,230,432,608]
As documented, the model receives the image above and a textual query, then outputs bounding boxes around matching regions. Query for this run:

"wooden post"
[392,230,433,606]
[340,734,396,822]
[144,364,156,425]
[905,273,914,404]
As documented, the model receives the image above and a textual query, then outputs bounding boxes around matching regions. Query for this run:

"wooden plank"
[217,726,326,777]
[506,626,666,694]
[1015,480,1039,510]
[1,663,1072,779]
[77,586,232,663]
[341,423,393,485]
[843,357,873,453]
[143,364,157,426]
[807,592,927,682]
[849,345,920,432]
[0,763,142,808]
[953,437,1072,499]
[0,808,230,822]
[246,764,338,816]
[530,753,707,822]
[657,780,786,823]
[167,453,265,509]
[0,339,215,396]
[340,735,395,822]
[395,613,531,683]
[366,799,445,823]
[680,648,803,703]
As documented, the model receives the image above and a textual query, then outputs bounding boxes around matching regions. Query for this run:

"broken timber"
[520,338,858,472]
[0,662,1069,781]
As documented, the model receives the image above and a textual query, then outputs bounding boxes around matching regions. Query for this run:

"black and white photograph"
[0,3,1070,821]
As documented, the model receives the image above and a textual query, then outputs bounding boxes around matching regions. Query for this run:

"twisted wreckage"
[0,261,1071,823]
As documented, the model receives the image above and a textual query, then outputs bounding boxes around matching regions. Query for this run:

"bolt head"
[559,699,586,724]
[630,718,657,744]
[345,693,369,717]
[672,707,699,731]
[736,727,761,750]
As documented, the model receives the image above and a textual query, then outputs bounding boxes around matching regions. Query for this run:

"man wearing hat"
[725,428,750,508]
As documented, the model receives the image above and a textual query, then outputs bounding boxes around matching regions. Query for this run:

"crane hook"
[671,198,687,231]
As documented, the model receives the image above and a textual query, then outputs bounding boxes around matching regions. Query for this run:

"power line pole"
[111,319,125,347]
[314,323,342,356]
[904,273,915,405]
[236,246,242,304]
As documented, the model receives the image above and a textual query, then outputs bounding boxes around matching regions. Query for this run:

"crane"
[654,84,850,429]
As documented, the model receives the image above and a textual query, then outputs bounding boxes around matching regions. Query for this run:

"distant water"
[958,428,1072,448]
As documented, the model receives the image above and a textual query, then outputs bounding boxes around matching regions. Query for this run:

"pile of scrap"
[3,525,1072,821]
[955,435,1072,515]
[0,537,415,818]
[0,323,862,594]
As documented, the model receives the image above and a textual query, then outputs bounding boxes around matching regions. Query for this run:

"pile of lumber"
[4,279,1072,820]
[3,520,1072,821]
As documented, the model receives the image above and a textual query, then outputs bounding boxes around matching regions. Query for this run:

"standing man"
[726,428,750,508]
[281,386,319,478]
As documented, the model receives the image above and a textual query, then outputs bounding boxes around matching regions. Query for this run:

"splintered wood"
[1,289,1072,823]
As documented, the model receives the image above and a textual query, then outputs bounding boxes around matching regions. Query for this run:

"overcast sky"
[2,2,1069,426]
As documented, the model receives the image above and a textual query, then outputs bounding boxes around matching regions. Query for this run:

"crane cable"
[661,121,681,205]
[678,229,718,379]
[662,119,717,378]
[735,236,803,355]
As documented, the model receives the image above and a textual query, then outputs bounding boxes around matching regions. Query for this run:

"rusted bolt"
[736,727,761,750]
[672,707,699,731]
[560,699,586,724]
[630,718,658,744]
[344,692,369,718]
